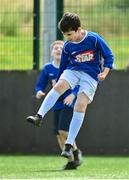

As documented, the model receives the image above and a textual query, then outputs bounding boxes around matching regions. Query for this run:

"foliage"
[0,0,33,36]
[112,0,129,9]
[0,10,20,36]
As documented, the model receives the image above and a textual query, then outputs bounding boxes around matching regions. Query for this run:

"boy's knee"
[74,101,87,112]
[59,130,68,137]
[54,80,70,94]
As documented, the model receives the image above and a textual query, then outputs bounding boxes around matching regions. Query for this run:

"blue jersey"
[57,31,114,82]
[36,62,79,110]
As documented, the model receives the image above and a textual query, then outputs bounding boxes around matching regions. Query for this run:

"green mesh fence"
[0,0,129,70]
[0,0,33,70]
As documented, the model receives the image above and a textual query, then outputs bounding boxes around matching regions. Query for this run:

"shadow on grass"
[32,168,76,172]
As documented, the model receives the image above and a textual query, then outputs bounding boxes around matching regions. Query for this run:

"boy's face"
[51,43,63,60]
[62,28,81,42]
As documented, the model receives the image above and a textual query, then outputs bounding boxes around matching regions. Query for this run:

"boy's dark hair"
[58,12,81,33]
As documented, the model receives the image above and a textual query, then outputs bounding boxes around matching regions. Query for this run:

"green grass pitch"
[0,155,129,179]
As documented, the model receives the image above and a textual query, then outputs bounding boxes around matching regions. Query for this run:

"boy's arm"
[35,67,49,98]
[97,34,114,69]
[97,34,114,81]
[56,47,69,81]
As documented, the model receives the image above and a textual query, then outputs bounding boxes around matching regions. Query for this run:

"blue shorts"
[53,107,73,135]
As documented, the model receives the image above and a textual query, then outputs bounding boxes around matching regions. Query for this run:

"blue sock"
[65,111,85,146]
[38,88,60,118]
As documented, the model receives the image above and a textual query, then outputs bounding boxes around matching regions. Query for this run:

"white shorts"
[59,69,98,103]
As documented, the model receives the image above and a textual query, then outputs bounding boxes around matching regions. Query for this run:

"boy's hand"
[63,94,75,106]
[36,90,45,99]
[98,67,110,81]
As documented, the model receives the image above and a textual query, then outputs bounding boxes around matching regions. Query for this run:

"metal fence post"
[43,0,57,65]
[33,0,40,70]
[56,0,63,40]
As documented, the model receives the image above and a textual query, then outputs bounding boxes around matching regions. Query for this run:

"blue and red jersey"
[57,31,114,82]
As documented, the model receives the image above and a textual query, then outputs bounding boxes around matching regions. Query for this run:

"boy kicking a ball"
[32,40,82,169]
[27,12,114,159]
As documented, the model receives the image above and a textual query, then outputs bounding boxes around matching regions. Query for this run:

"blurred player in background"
[28,40,82,170]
